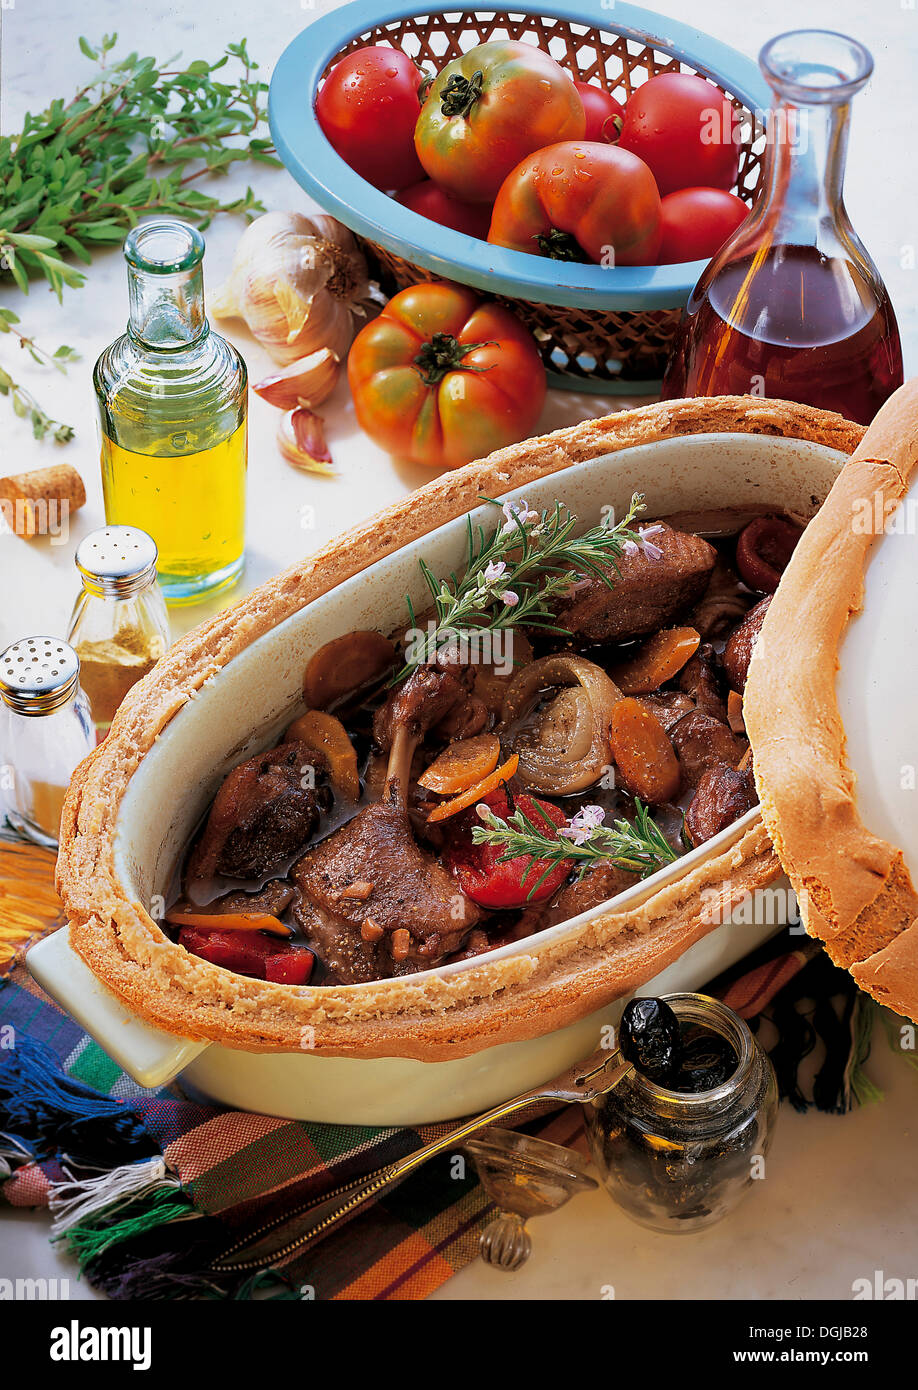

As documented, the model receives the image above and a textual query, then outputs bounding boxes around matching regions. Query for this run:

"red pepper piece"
[178,926,281,978]
[445,789,572,909]
[264,951,315,985]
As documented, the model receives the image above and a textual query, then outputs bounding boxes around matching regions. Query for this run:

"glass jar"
[584,993,778,1233]
[661,30,903,425]
[0,637,95,846]
[67,525,171,734]
[94,219,248,604]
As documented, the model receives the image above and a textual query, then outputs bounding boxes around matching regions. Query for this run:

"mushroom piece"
[669,712,746,789]
[302,630,396,710]
[685,761,759,847]
[677,642,728,723]
[723,595,773,694]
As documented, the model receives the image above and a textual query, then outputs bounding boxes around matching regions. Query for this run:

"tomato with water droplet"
[316,45,424,190]
[488,141,661,265]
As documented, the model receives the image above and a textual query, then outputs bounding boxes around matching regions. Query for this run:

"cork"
[0,463,86,539]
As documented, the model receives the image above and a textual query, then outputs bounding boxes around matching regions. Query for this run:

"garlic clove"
[253,348,341,410]
[274,276,314,343]
[277,407,335,476]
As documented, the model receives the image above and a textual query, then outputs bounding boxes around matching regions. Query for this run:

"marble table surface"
[0,0,916,1300]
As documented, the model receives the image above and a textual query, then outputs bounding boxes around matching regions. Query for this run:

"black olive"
[619,997,682,1083]
[672,1032,738,1092]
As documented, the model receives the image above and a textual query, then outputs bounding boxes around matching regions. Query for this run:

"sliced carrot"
[164,910,292,937]
[609,627,701,695]
[607,699,681,805]
[418,733,502,795]
[426,754,520,823]
[286,708,360,801]
[727,689,746,734]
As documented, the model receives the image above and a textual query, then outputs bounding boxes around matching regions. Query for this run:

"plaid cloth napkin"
[0,962,587,1299]
[0,928,873,1301]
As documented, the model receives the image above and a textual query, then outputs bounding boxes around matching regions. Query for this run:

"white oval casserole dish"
[32,398,863,1122]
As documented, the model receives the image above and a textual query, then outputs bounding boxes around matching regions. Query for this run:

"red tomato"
[488,141,662,266]
[414,40,585,203]
[618,73,739,197]
[395,180,492,240]
[657,187,749,263]
[574,81,624,143]
[446,789,572,908]
[316,46,424,190]
[348,283,546,470]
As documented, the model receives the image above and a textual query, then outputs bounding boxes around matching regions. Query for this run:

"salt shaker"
[0,637,95,846]
[67,526,170,732]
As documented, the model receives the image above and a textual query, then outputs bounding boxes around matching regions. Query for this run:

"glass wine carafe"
[661,30,903,425]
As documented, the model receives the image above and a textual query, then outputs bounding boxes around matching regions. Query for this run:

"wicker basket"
[270,3,770,392]
[364,242,685,388]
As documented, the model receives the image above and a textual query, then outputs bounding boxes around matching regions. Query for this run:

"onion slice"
[500,653,621,794]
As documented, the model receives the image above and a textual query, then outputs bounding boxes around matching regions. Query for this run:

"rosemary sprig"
[0,33,279,302]
[0,309,77,441]
[472,798,679,898]
[395,493,646,679]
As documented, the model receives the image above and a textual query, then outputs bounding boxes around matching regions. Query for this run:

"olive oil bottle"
[94,220,247,604]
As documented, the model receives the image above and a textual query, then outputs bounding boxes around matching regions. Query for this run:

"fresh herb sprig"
[0,33,279,302]
[0,308,77,441]
[396,493,646,679]
[473,797,679,898]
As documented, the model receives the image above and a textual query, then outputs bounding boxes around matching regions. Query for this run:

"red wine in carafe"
[662,244,902,426]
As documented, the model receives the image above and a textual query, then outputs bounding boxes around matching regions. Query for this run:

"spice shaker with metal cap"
[0,637,95,846]
[67,525,171,732]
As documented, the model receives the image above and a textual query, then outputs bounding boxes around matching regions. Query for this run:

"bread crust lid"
[56,396,864,1057]
[744,380,918,1023]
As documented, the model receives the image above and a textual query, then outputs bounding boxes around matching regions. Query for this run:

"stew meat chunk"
[553,522,717,643]
[188,741,331,882]
[686,761,758,847]
[291,802,481,983]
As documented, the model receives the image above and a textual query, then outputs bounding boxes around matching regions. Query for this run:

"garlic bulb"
[210,212,370,367]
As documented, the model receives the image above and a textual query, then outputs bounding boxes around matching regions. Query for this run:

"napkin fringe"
[58,1187,201,1270]
[49,1155,182,1236]
[0,1035,155,1165]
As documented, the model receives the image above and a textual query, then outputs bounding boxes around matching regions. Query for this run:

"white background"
[0,0,916,1300]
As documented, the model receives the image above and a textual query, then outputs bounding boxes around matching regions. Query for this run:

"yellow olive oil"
[100,421,247,592]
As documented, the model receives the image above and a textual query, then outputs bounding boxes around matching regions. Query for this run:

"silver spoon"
[211,1045,633,1273]
[466,1126,599,1271]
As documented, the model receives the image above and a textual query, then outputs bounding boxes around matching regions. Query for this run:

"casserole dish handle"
[26,929,207,1087]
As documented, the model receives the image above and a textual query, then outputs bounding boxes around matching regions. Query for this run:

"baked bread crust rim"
[55,396,865,1059]
[744,381,918,1023]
